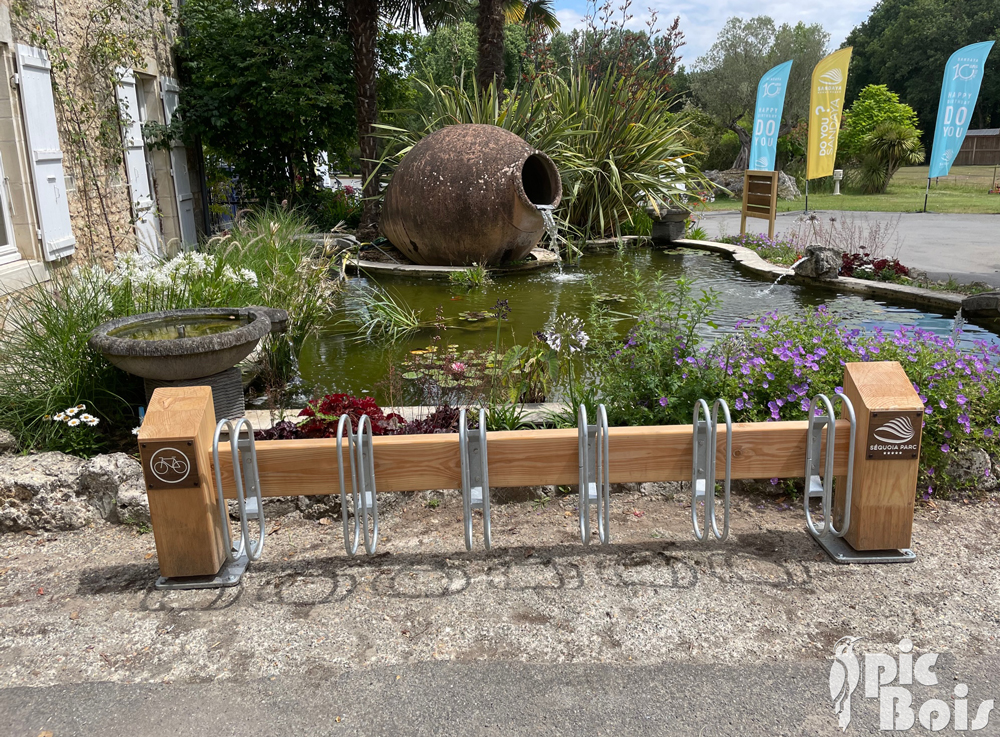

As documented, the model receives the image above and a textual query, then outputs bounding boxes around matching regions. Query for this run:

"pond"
[296,248,998,405]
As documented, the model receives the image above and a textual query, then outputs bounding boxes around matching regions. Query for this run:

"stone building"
[0,0,205,297]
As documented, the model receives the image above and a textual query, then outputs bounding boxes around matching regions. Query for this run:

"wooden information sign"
[740,170,779,239]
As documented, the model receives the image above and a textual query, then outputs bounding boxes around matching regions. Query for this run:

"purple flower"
[957,394,968,405]
[658,397,668,407]
[939,400,948,409]
[941,444,950,453]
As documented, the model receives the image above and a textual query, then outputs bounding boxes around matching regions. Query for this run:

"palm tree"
[347,1,460,235]
[504,0,559,32]
[477,0,558,90]
[858,121,925,194]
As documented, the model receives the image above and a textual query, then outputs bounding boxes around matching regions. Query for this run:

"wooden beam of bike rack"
[214,419,851,498]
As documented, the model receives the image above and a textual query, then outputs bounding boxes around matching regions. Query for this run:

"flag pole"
[922,178,930,213]
[805,179,809,213]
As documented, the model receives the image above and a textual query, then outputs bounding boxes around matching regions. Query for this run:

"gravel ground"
[1,487,998,690]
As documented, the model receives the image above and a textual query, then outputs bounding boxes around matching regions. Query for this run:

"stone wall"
[4,0,198,270]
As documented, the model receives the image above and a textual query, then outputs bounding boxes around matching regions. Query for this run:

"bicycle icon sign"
[149,447,192,484]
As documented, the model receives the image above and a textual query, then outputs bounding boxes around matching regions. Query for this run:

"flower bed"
[595,305,1000,497]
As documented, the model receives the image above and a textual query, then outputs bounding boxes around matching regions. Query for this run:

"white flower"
[67,418,81,427]
[53,413,67,422]
[240,268,259,287]
[84,417,99,427]
[75,404,86,411]
[222,265,240,283]
[65,407,80,417]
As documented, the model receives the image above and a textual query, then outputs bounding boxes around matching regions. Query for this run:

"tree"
[412,20,530,91]
[477,0,558,89]
[839,84,922,161]
[176,0,356,201]
[477,0,506,88]
[845,0,1000,134]
[347,1,460,234]
[858,121,925,194]
[691,16,828,170]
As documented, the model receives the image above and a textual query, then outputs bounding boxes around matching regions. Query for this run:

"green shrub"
[0,208,334,453]
[376,70,712,244]
[679,308,1000,496]
[305,186,363,231]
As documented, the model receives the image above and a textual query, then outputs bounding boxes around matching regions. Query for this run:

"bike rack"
[803,393,852,539]
[802,393,910,563]
[336,414,379,556]
[578,404,611,545]
[459,408,492,551]
[691,398,732,542]
[156,417,266,590]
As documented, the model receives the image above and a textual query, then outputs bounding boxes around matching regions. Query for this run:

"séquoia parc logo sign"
[865,411,923,460]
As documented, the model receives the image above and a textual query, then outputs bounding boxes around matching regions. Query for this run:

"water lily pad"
[458,311,490,322]
[594,292,627,303]
[402,372,420,380]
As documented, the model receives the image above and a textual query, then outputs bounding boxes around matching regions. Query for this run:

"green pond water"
[110,314,248,341]
[296,247,995,405]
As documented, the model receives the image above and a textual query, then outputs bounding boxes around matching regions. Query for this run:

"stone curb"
[673,238,965,312]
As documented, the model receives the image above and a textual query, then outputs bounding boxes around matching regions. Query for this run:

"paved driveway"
[698,210,1000,287]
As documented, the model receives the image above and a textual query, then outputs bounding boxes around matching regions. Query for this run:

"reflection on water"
[110,315,248,341]
[296,248,997,403]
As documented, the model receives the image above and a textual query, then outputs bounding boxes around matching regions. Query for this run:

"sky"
[552,1,878,66]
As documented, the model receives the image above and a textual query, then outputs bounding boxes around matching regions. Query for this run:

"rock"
[333,234,360,251]
[297,494,341,520]
[0,429,16,455]
[703,169,800,201]
[80,453,150,526]
[0,452,89,532]
[793,245,842,279]
[946,446,999,491]
[961,291,1000,317]
[777,171,801,200]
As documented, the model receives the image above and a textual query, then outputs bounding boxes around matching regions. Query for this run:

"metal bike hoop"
[356,414,379,554]
[578,404,611,545]
[691,398,732,542]
[336,415,361,556]
[459,408,492,551]
[336,414,379,556]
[212,417,265,564]
[804,393,856,539]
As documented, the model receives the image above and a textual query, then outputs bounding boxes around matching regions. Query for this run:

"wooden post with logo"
[833,361,924,558]
[138,387,227,580]
[740,170,779,239]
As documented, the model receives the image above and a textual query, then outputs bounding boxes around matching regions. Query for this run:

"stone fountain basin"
[89,307,285,381]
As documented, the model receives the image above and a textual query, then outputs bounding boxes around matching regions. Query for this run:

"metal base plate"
[808,528,916,564]
[154,554,249,590]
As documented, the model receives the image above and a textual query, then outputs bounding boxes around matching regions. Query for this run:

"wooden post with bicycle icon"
[138,386,227,578]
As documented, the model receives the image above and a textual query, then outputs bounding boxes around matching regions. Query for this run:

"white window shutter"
[17,44,75,261]
[116,68,160,253]
[160,77,197,247]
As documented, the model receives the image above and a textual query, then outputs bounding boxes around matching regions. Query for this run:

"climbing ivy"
[12,0,173,258]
